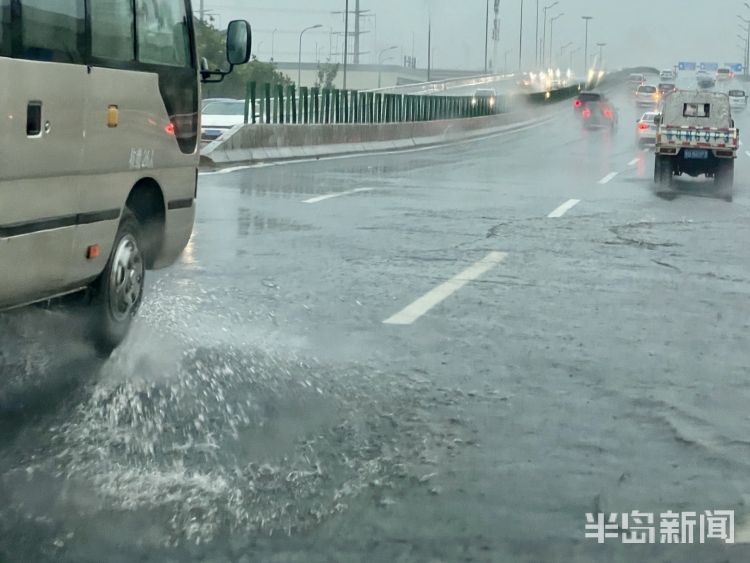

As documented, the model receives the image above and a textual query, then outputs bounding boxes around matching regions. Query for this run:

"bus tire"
[90,209,145,356]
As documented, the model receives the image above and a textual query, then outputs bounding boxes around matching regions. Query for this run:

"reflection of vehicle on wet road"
[654,91,738,200]
[0,6,252,355]
[697,70,716,89]
[636,111,660,145]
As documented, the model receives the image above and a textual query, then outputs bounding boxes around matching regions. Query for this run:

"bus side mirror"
[201,20,252,83]
[227,20,252,66]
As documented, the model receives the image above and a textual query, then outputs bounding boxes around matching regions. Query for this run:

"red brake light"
[574,99,582,108]
[165,122,176,135]
[582,108,591,118]
[603,108,613,119]
[638,122,649,130]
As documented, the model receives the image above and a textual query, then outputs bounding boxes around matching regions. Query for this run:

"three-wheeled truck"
[654,91,739,201]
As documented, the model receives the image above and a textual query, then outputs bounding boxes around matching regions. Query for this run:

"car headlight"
[471,98,477,106]
[489,98,495,107]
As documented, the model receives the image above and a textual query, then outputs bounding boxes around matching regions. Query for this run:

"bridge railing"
[242,82,508,126]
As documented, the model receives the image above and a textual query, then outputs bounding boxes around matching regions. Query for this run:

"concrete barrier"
[201,109,552,167]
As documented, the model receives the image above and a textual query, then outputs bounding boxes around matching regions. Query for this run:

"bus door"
[0,0,86,306]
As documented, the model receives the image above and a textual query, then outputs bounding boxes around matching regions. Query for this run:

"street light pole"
[485,0,490,73]
[581,16,593,76]
[560,41,573,60]
[570,46,581,73]
[740,15,750,79]
[519,0,524,71]
[541,1,559,69]
[378,45,399,88]
[596,42,606,66]
[535,0,539,67]
[505,48,513,73]
[271,28,278,61]
[343,0,350,88]
[549,13,563,68]
[298,24,323,87]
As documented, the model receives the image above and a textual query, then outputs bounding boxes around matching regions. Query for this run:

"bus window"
[20,0,85,63]
[91,0,135,62]
[136,0,191,68]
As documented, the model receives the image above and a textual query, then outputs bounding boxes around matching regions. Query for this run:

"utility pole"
[343,0,349,88]
[354,0,361,64]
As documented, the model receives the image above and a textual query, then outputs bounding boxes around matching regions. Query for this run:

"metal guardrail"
[243,82,507,126]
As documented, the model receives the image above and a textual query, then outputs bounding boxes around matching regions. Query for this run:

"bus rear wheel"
[90,209,145,356]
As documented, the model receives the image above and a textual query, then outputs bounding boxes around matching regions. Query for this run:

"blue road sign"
[678,62,696,71]
[699,62,719,71]
[727,63,744,73]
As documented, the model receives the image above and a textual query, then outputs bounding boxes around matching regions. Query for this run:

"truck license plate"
[685,149,708,159]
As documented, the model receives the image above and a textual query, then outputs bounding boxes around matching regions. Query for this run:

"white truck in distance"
[654,91,739,201]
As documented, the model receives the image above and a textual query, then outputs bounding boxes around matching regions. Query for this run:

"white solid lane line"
[547,199,581,218]
[383,252,508,326]
[628,158,639,166]
[598,171,619,184]
[303,187,374,204]
[745,150,750,158]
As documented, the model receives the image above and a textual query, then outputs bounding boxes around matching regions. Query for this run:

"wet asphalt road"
[2,76,750,562]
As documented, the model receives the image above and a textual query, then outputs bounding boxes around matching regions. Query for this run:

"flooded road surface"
[2,80,750,561]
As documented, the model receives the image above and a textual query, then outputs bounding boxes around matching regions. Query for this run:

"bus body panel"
[0,57,87,305]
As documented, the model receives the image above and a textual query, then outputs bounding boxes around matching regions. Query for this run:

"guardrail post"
[264,83,271,124]
[367,92,374,123]
[324,89,331,124]
[245,81,256,125]
[274,84,282,124]
[300,87,309,124]
[311,87,319,124]
[288,85,297,124]
[350,90,358,123]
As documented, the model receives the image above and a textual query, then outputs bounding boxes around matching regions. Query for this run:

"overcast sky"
[199,0,746,71]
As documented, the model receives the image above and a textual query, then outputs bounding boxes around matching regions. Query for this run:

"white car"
[635,84,658,106]
[201,99,247,141]
[636,111,660,145]
[729,89,748,110]
[659,69,676,81]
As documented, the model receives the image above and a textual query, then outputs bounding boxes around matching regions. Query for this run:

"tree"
[315,62,340,89]
[195,18,291,99]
